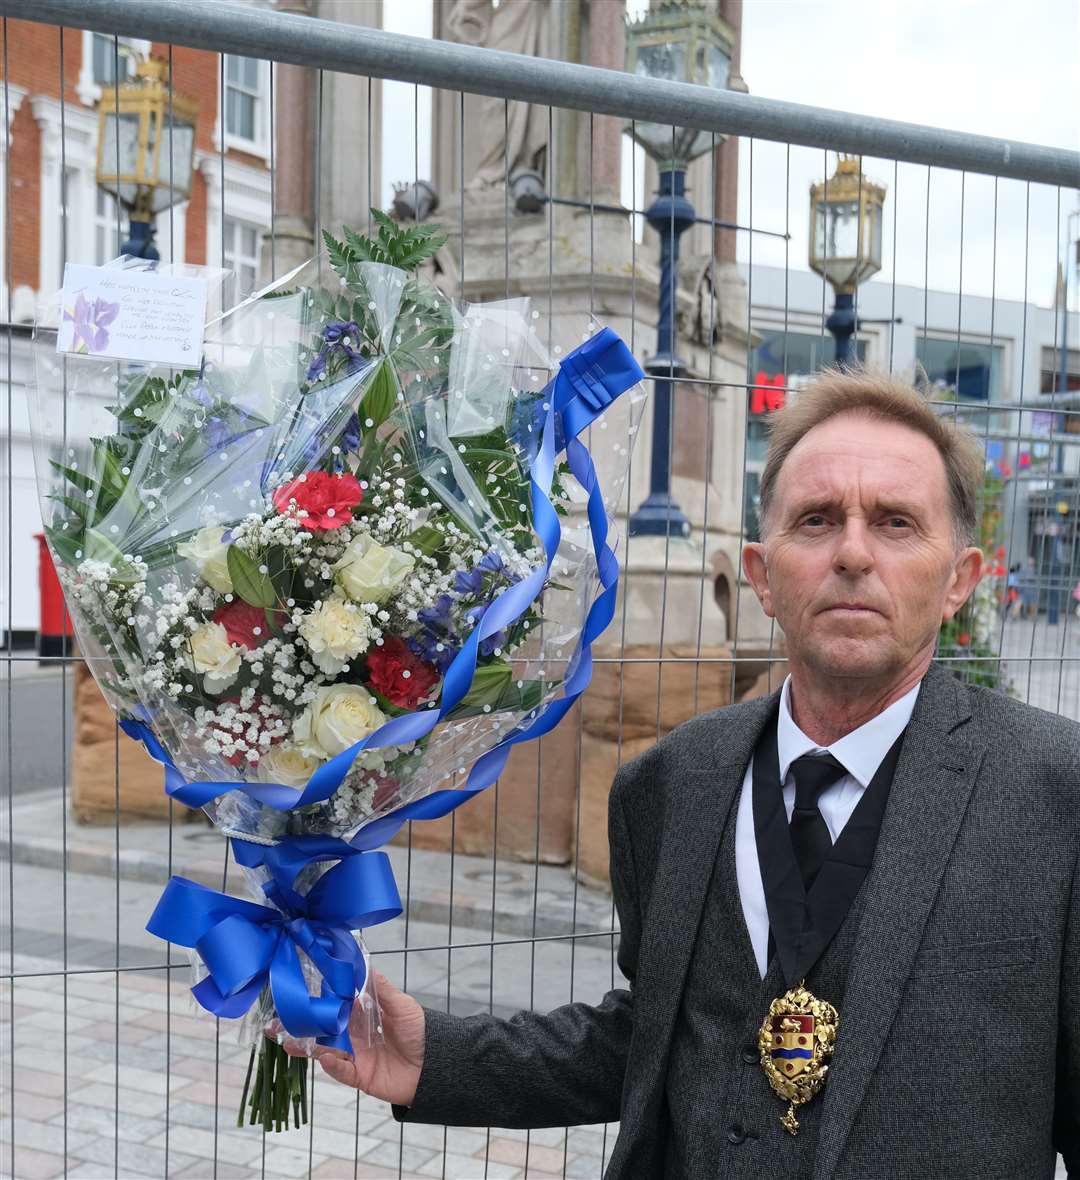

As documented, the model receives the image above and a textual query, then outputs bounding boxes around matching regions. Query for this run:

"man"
[302,369,1080,1179]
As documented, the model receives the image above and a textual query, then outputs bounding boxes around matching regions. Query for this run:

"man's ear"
[743,542,774,618]
[941,546,983,623]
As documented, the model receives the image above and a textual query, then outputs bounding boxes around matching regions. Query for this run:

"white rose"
[256,743,322,788]
[334,535,415,604]
[186,621,241,694]
[293,683,388,759]
[177,526,233,594]
[298,593,374,675]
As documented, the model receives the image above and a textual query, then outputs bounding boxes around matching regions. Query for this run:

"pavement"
[0,793,622,1179]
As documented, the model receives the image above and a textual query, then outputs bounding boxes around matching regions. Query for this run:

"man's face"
[743,412,983,684]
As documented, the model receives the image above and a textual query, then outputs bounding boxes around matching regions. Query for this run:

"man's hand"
[275,969,426,1107]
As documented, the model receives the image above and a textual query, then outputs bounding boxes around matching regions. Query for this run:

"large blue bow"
[147,842,401,1053]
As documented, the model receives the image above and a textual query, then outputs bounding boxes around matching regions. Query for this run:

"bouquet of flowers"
[30,215,644,1130]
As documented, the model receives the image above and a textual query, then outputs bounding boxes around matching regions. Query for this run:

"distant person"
[289,369,1080,1180]
[1018,555,1039,619]
[1006,561,1021,618]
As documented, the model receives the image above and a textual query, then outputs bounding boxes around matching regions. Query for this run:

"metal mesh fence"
[1,3,1079,1178]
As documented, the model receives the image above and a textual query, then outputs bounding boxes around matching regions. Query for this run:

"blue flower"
[454,568,485,596]
[479,629,507,658]
[323,320,359,344]
[340,412,361,454]
[306,349,328,382]
[406,595,459,672]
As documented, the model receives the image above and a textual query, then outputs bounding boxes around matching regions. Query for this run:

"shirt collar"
[776,674,921,788]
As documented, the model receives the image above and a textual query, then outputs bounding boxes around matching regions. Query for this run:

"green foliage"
[445,662,544,721]
[227,546,277,610]
[936,467,1011,694]
[361,361,398,427]
[323,210,447,274]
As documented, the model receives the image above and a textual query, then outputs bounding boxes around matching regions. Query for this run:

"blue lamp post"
[625,0,734,539]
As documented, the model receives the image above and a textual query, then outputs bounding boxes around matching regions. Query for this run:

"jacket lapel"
[812,665,984,1180]
[627,688,782,1118]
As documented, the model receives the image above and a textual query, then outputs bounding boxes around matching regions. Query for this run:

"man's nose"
[833,520,874,574]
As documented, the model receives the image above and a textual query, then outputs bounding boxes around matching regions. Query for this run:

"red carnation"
[366,635,440,709]
[956,631,971,647]
[994,545,1007,559]
[213,599,279,649]
[271,471,363,530]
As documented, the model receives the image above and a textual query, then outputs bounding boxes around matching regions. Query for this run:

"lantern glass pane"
[635,40,688,84]
[158,120,195,200]
[819,199,860,262]
[100,111,140,182]
[867,203,883,269]
[707,45,731,90]
[628,119,679,158]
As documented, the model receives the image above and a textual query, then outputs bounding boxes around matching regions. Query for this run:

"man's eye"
[801,515,827,527]
[885,517,911,528]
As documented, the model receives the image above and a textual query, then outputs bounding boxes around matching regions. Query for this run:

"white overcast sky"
[381,0,1079,307]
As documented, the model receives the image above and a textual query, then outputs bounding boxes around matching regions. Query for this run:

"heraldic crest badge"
[757,982,839,1135]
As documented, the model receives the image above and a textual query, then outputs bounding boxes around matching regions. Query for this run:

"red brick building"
[0,23,273,638]
[0,21,272,323]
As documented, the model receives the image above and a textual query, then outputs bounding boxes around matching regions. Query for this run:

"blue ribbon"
[122,326,642,829]
[147,842,401,1052]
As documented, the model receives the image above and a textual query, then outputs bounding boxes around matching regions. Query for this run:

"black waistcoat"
[664,752,889,1179]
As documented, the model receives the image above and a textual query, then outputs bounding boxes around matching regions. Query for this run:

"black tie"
[788,753,848,891]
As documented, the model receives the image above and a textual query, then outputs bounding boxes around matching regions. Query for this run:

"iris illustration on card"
[62,292,120,353]
[56,262,208,367]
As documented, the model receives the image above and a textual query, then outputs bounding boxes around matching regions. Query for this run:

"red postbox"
[35,532,73,659]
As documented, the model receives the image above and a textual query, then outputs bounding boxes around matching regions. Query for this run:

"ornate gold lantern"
[96,57,199,257]
[808,155,887,295]
[624,0,735,169]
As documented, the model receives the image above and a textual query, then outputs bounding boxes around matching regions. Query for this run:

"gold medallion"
[757,982,838,1135]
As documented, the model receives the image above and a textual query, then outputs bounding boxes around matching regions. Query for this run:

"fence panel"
[1,3,1078,1179]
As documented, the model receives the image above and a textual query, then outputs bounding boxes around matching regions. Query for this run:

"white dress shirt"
[734,675,922,978]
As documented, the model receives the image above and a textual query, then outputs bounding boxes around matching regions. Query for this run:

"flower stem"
[239,1039,310,1132]
[237,1045,257,1128]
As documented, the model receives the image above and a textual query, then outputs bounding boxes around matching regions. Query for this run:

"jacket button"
[741,1044,758,1064]
[727,1125,746,1145]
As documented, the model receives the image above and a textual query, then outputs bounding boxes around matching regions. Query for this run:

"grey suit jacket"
[396,662,1080,1179]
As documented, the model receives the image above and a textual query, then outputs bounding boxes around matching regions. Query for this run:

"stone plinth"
[573,641,734,888]
[71,663,201,825]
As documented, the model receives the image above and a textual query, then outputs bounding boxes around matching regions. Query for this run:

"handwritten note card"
[57,263,207,368]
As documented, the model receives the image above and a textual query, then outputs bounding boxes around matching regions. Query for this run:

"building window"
[77,32,149,107]
[224,56,261,143]
[95,188,123,265]
[1040,346,1080,395]
[223,217,261,294]
[915,337,1003,403]
[91,33,136,87]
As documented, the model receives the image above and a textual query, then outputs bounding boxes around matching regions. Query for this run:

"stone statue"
[445,0,552,189]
